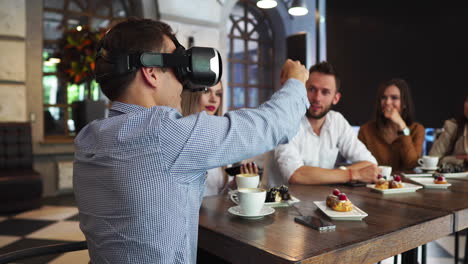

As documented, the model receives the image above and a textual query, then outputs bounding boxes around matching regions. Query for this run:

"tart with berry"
[326,189,353,212]
[389,175,403,188]
[433,175,448,184]
[375,174,389,190]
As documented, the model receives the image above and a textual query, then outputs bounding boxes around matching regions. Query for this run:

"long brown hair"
[374,78,415,130]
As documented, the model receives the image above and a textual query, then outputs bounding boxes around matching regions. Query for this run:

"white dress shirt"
[272,111,377,186]
[204,167,227,197]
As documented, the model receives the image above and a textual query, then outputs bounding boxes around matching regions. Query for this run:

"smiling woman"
[358,78,425,171]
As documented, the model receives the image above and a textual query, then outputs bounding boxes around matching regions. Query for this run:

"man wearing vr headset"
[73,18,309,264]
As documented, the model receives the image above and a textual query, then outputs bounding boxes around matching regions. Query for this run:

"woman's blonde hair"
[181,83,224,117]
[180,82,228,190]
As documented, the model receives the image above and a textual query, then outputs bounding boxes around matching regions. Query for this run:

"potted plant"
[57,26,106,133]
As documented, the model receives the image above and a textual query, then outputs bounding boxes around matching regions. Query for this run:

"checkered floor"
[0,194,466,264]
[0,194,88,264]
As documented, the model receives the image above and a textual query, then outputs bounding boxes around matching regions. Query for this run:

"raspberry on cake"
[434,175,448,184]
[389,175,403,189]
[375,177,389,189]
[326,189,353,212]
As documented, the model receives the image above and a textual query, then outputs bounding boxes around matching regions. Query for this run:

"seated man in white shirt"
[273,61,380,185]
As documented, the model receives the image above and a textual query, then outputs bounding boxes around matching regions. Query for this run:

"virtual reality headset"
[95,37,222,91]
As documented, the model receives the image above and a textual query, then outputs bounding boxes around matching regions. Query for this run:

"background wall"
[0,0,27,122]
[327,0,467,128]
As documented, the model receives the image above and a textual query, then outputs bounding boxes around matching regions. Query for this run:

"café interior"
[0,0,467,263]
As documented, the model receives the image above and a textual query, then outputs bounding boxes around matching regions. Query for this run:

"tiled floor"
[0,194,87,264]
[0,194,466,263]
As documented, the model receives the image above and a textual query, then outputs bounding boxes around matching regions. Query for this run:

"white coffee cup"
[418,156,439,169]
[237,188,266,216]
[379,166,392,180]
[235,173,260,189]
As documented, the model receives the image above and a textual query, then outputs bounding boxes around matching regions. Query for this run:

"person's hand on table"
[352,164,380,183]
[455,154,468,161]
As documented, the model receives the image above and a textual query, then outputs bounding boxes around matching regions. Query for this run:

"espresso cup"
[379,166,392,180]
[235,173,260,189]
[237,188,266,216]
[418,156,439,169]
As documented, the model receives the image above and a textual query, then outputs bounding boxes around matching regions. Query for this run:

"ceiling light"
[288,0,308,16]
[257,0,277,9]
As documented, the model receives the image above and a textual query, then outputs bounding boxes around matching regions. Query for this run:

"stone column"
[0,0,27,122]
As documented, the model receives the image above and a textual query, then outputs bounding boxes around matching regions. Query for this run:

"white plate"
[228,205,275,219]
[417,166,439,171]
[402,173,433,178]
[366,182,423,194]
[409,177,451,189]
[404,171,468,179]
[313,201,368,221]
[230,190,300,207]
[441,171,468,179]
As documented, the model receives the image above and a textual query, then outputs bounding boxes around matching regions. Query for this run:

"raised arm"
[161,60,310,181]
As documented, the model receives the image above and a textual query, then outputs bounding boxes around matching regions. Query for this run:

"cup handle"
[417,159,424,166]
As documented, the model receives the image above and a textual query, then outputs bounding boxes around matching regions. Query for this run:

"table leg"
[401,248,418,264]
[422,244,426,264]
[464,232,468,264]
[456,232,459,264]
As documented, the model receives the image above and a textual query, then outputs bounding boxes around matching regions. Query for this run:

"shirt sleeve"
[398,123,425,169]
[429,119,461,165]
[429,120,457,157]
[274,135,304,183]
[336,114,378,164]
[160,79,310,182]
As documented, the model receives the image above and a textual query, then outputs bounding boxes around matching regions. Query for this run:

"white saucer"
[228,205,275,219]
[418,166,438,171]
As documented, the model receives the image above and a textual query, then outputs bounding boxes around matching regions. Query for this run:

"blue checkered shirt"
[73,79,309,263]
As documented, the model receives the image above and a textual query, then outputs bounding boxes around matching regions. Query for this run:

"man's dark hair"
[374,78,415,129]
[95,18,176,101]
[308,61,341,93]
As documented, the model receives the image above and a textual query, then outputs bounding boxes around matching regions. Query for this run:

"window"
[42,0,137,139]
[227,0,274,109]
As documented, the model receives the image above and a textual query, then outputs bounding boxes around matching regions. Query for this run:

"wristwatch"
[397,127,410,136]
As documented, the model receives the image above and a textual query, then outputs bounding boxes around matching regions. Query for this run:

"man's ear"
[140,67,158,88]
[332,92,341,105]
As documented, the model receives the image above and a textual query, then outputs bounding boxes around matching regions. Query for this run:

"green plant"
[57,26,103,99]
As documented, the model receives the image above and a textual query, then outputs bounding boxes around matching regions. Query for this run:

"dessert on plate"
[433,174,448,184]
[389,175,403,188]
[265,185,291,202]
[375,175,389,189]
[326,189,353,212]
[375,175,403,189]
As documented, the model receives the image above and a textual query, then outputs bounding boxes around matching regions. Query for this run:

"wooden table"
[198,185,453,264]
[334,179,468,232]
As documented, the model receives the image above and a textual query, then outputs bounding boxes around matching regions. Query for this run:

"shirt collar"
[303,111,332,135]
[109,101,148,117]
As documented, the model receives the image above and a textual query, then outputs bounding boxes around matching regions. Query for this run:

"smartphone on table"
[294,215,336,231]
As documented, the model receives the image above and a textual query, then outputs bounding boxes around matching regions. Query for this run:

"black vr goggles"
[95,36,222,91]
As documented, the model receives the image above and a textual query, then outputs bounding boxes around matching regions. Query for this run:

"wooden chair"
[0,241,87,264]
